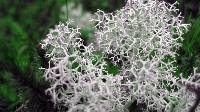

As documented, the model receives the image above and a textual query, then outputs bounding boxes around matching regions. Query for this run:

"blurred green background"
[0,0,200,111]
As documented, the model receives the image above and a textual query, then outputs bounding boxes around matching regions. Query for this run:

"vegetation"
[0,0,200,111]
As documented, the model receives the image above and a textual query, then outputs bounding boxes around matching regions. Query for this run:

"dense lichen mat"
[1,0,200,112]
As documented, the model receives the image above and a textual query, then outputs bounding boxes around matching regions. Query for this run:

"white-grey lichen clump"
[41,21,126,112]
[40,0,200,112]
